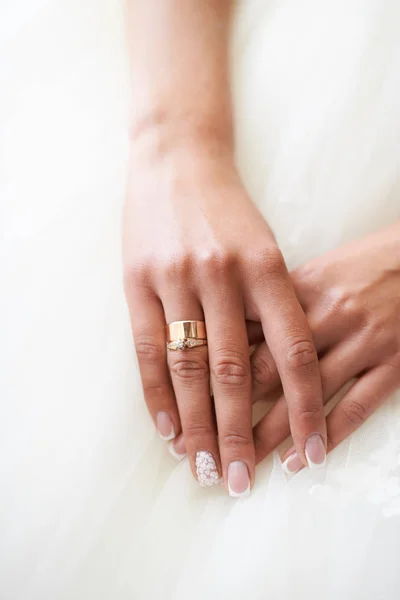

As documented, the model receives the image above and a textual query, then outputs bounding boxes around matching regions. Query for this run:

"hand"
[251,223,400,473]
[123,131,326,495]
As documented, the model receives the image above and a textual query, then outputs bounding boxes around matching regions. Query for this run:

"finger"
[167,433,187,462]
[280,364,400,475]
[202,272,254,498]
[246,313,322,348]
[164,296,222,487]
[250,310,335,405]
[326,364,400,452]
[251,342,281,404]
[254,338,365,464]
[125,280,180,441]
[253,252,326,465]
[245,301,335,350]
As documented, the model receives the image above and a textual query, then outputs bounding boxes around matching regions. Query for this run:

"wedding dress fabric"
[1,1,400,598]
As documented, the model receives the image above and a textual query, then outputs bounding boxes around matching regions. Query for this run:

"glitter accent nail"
[195,451,221,486]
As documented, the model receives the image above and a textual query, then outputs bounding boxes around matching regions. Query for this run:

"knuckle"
[170,356,209,382]
[342,398,369,427]
[162,253,193,283]
[221,431,252,449]
[123,260,150,288]
[142,382,166,399]
[183,421,212,440]
[340,293,358,317]
[248,246,286,286]
[295,403,322,426]
[260,246,286,275]
[330,287,362,323]
[135,336,164,362]
[197,249,237,280]
[212,351,250,387]
[251,352,275,387]
[286,339,318,371]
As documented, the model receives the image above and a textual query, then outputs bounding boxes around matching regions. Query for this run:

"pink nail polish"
[228,461,250,498]
[156,411,175,441]
[305,433,326,469]
[281,452,303,477]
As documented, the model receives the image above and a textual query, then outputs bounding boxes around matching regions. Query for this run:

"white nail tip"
[228,482,251,499]
[281,459,301,481]
[167,443,186,461]
[305,451,327,470]
[281,457,295,478]
[159,425,175,441]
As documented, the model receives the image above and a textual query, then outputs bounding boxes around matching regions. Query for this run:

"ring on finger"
[166,320,207,351]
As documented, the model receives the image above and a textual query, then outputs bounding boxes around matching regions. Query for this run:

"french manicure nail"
[156,411,175,441]
[281,452,303,477]
[195,451,221,486]
[228,461,250,498]
[168,436,187,461]
[305,433,326,469]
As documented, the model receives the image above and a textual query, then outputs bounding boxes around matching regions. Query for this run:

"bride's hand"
[251,222,400,473]
[123,132,326,495]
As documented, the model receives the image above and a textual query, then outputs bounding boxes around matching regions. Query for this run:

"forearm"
[127,0,234,149]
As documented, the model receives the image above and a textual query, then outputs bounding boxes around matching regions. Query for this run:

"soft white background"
[1,1,400,598]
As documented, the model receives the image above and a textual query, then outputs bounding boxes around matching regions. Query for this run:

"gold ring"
[167,320,207,342]
[166,320,207,351]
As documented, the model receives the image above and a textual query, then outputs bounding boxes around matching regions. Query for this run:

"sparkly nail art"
[195,451,221,486]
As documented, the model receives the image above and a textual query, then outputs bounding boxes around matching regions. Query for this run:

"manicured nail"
[195,451,221,486]
[305,433,326,469]
[156,411,175,441]
[168,436,187,461]
[228,461,250,498]
[281,452,303,477]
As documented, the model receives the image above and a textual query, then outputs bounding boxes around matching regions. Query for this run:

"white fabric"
[1,1,400,598]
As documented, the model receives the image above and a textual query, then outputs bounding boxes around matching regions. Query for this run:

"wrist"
[129,107,234,163]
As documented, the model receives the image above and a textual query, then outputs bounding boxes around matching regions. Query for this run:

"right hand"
[123,131,326,497]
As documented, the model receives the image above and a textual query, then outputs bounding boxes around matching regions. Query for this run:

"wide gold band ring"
[166,320,207,351]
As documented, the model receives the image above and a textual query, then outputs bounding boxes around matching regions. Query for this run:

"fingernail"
[156,411,175,441]
[168,436,187,461]
[281,452,303,477]
[195,451,221,486]
[305,433,326,469]
[228,461,250,498]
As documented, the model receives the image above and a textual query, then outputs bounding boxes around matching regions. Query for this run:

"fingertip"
[227,460,251,498]
[281,451,303,477]
[305,433,327,469]
[156,411,176,440]
[168,434,187,461]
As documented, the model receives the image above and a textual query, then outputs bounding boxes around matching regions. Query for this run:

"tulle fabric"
[1,1,400,598]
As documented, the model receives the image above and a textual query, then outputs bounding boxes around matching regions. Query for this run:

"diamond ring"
[166,338,208,351]
[166,321,207,351]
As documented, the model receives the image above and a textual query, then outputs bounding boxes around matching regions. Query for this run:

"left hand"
[251,221,400,473]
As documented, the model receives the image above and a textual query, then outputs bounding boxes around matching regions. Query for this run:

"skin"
[124,0,326,493]
[174,222,400,468]
[249,222,400,468]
